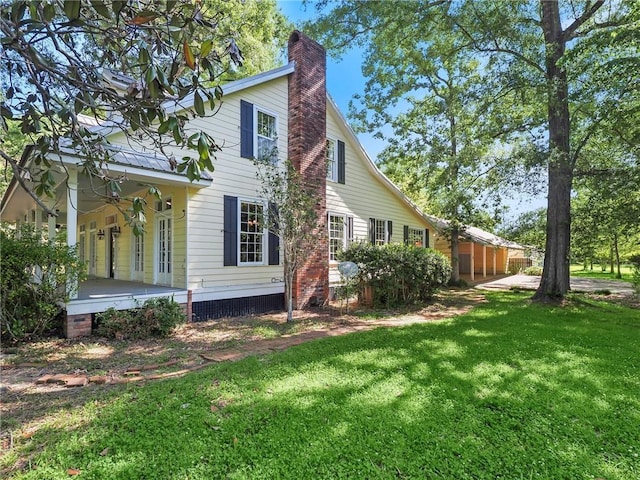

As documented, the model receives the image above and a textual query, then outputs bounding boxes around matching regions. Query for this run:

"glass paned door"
[132,232,145,282]
[155,214,172,285]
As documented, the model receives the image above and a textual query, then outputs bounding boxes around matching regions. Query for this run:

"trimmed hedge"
[338,242,451,308]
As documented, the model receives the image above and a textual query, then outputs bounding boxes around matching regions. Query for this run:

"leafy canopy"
[0,0,289,228]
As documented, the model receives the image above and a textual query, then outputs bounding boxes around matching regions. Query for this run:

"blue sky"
[277,1,547,220]
[277,1,386,159]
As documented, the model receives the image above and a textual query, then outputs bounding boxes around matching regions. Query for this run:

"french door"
[155,214,172,285]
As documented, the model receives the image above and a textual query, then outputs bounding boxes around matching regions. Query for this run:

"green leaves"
[63,0,81,20]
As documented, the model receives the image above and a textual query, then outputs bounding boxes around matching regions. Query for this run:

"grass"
[570,264,634,283]
[2,292,639,479]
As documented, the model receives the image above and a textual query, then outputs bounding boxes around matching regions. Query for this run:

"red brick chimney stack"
[287,30,329,308]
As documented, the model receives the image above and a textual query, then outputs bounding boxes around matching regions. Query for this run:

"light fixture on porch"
[112,225,121,237]
[97,229,105,240]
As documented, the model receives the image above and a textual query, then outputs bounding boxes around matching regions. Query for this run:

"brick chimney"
[287,30,328,308]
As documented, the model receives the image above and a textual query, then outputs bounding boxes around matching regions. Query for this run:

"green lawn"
[571,264,634,282]
[4,292,640,479]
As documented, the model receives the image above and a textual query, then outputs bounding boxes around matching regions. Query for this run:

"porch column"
[470,242,475,282]
[48,213,56,243]
[66,169,78,300]
[482,244,487,278]
[493,247,497,275]
[35,208,42,231]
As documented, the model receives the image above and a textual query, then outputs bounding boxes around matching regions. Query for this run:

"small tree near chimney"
[255,159,320,322]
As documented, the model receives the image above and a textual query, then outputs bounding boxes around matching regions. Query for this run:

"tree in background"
[1,0,289,229]
[309,0,639,300]
[308,2,530,284]
[499,208,547,253]
[255,159,320,323]
[571,134,640,277]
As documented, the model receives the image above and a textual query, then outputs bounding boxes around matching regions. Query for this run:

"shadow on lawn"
[3,292,639,479]
[5,294,640,480]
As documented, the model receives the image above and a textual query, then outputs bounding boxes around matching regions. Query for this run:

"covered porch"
[65,278,192,338]
[1,147,210,338]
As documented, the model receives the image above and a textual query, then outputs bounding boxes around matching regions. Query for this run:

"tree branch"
[563,0,604,41]
[0,150,58,216]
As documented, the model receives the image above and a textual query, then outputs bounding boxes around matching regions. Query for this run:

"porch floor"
[77,278,185,300]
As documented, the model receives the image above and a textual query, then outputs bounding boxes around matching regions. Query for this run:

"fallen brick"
[63,376,89,388]
[89,376,109,384]
[35,375,54,384]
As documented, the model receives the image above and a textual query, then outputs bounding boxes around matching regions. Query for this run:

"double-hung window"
[329,214,345,261]
[239,200,265,265]
[256,110,277,162]
[408,227,425,247]
[403,225,429,248]
[326,139,337,182]
[369,218,392,245]
[240,100,278,162]
[224,196,279,267]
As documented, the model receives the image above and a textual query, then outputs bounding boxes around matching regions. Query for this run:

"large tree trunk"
[449,225,460,284]
[534,0,573,301]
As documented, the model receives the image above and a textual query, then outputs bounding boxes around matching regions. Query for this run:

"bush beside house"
[338,242,451,308]
[1,225,85,342]
[96,297,187,340]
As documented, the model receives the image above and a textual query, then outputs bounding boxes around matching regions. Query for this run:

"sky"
[276,1,547,222]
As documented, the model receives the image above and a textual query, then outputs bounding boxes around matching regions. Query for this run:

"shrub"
[524,266,543,276]
[630,254,640,294]
[96,296,186,339]
[338,242,451,308]
[1,224,85,343]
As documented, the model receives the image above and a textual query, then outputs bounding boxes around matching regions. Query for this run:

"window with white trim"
[374,219,388,245]
[326,139,337,182]
[329,214,346,261]
[256,109,277,162]
[408,227,425,247]
[239,200,265,265]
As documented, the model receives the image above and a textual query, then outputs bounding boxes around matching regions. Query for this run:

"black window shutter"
[369,218,375,244]
[240,100,253,159]
[337,140,346,184]
[268,202,280,265]
[425,228,430,248]
[387,221,393,243]
[347,216,354,243]
[403,225,409,245]
[223,195,238,266]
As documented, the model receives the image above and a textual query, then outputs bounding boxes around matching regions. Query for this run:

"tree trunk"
[533,0,573,301]
[284,258,294,323]
[614,233,622,279]
[609,244,614,274]
[449,225,460,284]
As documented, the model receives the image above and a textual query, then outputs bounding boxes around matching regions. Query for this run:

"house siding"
[184,77,289,295]
[325,106,436,286]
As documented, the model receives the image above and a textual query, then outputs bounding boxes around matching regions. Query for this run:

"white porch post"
[35,208,42,231]
[470,242,475,282]
[48,213,56,243]
[67,169,78,299]
[493,247,497,275]
[482,244,487,278]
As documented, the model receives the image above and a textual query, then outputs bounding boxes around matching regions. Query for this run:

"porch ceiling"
[1,148,212,223]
